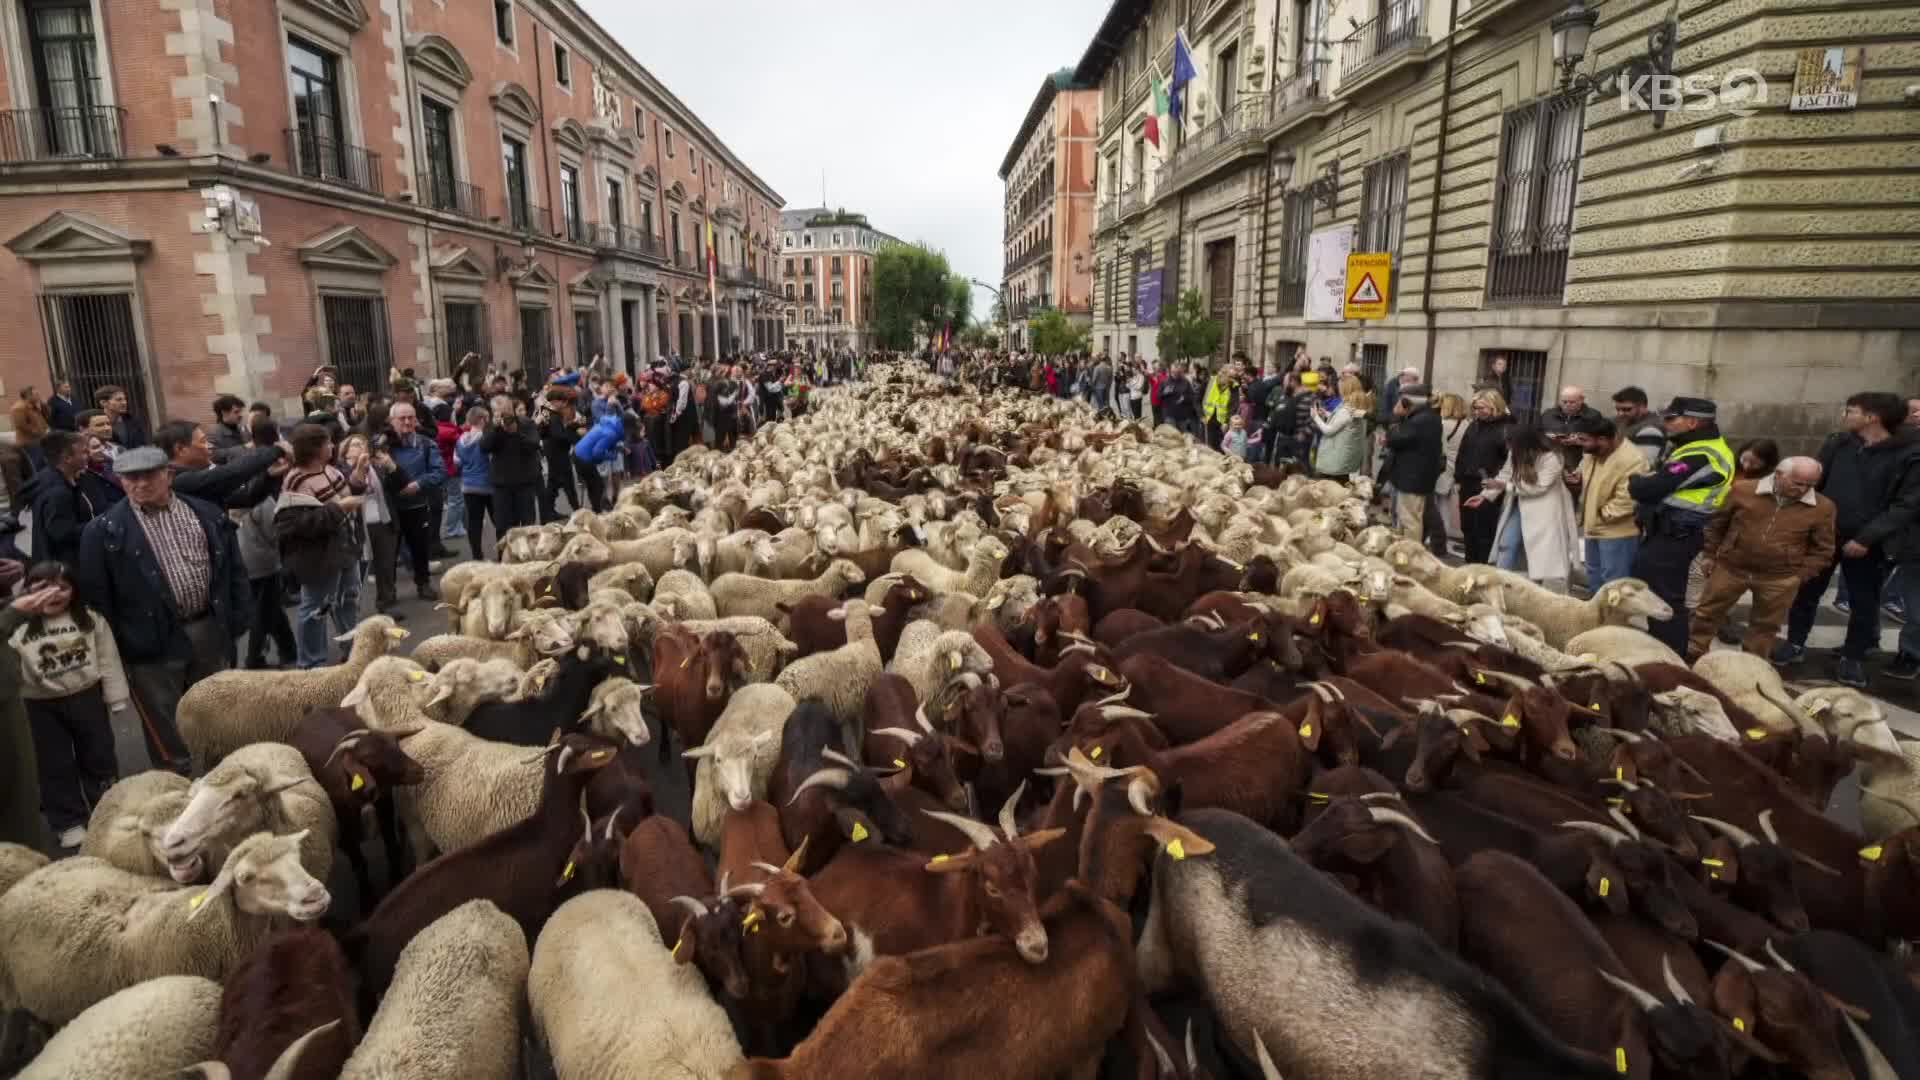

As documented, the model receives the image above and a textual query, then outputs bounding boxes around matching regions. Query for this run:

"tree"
[1156,289,1224,364]
[871,242,971,350]
[1029,308,1090,357]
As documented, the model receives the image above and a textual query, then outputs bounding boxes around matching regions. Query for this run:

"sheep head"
[582,679,652,747]
[508,610,578,657]
[342,657,435,729]
[1794,687,1886,745]
[338,614,409,659]
[686,730,779,811]
[1595,578,1673,623]
[190,830,330,923]
[478,578,523,639]
[571,602,631,660]
[161,760,314,884]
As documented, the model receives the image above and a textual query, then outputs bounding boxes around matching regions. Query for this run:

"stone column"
[605,280,628,374]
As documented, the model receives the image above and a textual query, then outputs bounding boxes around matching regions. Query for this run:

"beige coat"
[1492,451,1581,581]
[1580,442,1650,539]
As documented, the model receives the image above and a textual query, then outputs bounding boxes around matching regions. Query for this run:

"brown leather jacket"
[1704,476,1837,581]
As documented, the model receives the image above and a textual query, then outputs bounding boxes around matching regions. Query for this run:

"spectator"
[47,381,77,433]
[455,405,495,562]
[1886,401,1920,678]
[368,403,445,609]
[1201,364,1239,450]
[10,387,49,456]
[1482,353,1515,407]
[1384,384,1444,542]
[1690,456,1836,662]
[1430,393,1472,555]
[156,419,286,510]
[206,395,248,463]
[1221,414,1250,461]
[234,418,295,670]
[1736,440,1782,481]
[1471,425,1578,594]
[4,560,127,850]
[1454,391,1515,565]
[1573,414,1651,591]
[1160,363,1200,439]
[278,424,368,666]
[538,390,585,521]
[81,432,123,506]
[76,446,248,776]
[1628,397,1733,654]
[1283,372,1320,463]
[336,383,364,430]
[432,402,462,553]
[96,384,147,450]
[26,430,99,569]
[1776,392,1920,687]
[1378,367,1420,427]
[1088,355,1114,417]
[481,394,542,538]
[1540,386,1605,472]
[1611,387,1667,466]
[1309,374,1367,480]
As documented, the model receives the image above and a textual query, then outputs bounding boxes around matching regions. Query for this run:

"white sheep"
[1382,541,1505,607]
[1857,743,1920,842]
[674,616,800,681]
[458,577,527,640]
[773,600,882,750]
[888,536,1009,598]
[1495,577,1673,649]
[424,657,551,726]
[1283,561,1358,601]
[176,615,409,763]
[588,562,657,603]
[411,608,577,672]
[887,622,995,704]
[78,770,191,878]
[1693,650,1817,735]
[341,656,438,732]
[696,528,779,580]
[1562,625,1685,669]
[440,534,614,602]
[0,842,47,898]
[652,568,720,621]
[570,599,633,657]
[529,890,743,1080]
[582,678,654,747]
[710,559,867,622]
[157,742,338,886]
[18,974,222,1080]
[340,899,528,1080]
[686,683,795,847]
[1796,686,1890,745]
[0,831,329,1025]
[383,722,551,858]
[606,526,702,580]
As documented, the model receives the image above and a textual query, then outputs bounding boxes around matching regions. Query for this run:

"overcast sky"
[581,0,1112,322]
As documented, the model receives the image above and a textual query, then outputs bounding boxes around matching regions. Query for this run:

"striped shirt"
[135,497,211,618]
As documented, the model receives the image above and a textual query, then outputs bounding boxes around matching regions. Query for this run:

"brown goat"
[653,627,748,769]
[287,706,424,909]
[212,927,358,1080]
[619,812,752,1002]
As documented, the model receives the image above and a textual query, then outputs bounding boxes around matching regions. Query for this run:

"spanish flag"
[705,216,717,290]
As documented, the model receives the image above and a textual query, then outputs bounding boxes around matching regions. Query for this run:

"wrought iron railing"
[558,212,592,245]
[1098,199,1119,231]
[1119,185,1145,216]
[507,198,549,235]
[286,128,383,195]
[0,105,125,163]
[591,224,663,259]
[1342,0,1425,78]
[416,172,485,219]
[1268,64,1330,129]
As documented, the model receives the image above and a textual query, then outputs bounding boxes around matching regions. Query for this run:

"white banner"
[1305,224,1355,323]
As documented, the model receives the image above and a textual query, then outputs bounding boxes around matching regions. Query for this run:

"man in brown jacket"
[1689,456,1836,660]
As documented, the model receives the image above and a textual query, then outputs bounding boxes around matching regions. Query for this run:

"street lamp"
[1551,0,1678,127]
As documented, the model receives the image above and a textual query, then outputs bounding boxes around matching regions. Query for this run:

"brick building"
[778,207,898,354]
[997,69,1099,351]
[0,0,784,431]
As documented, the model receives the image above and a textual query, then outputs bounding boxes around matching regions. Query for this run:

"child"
[4,561,128,849]
[1222,414,1250,461]
[237,419,296,668]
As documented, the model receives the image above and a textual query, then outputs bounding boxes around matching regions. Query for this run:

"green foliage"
[1029,308,1090,357]
[958,324,999,349]
[1155,289,1224,362]
[871,242,971,350]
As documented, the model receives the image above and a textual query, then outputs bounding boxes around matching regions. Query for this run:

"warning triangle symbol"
[1349,273,1383,305]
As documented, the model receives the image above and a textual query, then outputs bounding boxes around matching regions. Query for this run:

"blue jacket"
[454,435,493,494]
[383,431,446,511]
[574,413,626,467]
[77,493,249,665]
[25,466,99,568]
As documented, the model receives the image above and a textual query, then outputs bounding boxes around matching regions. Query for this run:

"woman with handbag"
[1428,393,1471,556]
[276,424,368,668]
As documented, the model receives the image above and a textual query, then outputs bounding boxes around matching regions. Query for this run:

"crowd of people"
[0,349,857,854]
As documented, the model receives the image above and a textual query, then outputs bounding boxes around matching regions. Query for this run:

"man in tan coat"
[1574,414,1650,590]
[1689,456,1836,661]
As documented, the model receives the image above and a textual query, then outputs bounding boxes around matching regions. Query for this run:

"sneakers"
[1835,657,1869,689]
[1770,642,1806,665]
[1833,597,1851,616]
[1886,599,1909,625]
[1885,656,1920,681]
[57,825,86,850]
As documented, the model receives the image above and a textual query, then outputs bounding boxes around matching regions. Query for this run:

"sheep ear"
[341,683,370,710]
[188,860,239,921]
[333,630,357,644]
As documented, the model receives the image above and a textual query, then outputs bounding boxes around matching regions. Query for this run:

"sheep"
[157,742,338,886]
[1383,540,1505,606]
[886,623,995,705]
[339,899,528,1080]
[1282,561,1358,601]
[587,561,657,603]
[381,722,553,858]
[80,769,192,878]
[176,615,409,763]
[712,559,868,622]
[1857,743,1920,842]
[1693,650,1819,735]
[671,616,800,680]
[0,842,47,898]
[423,657,548,726]
[606,526,702,579]
[686,683,796,847]
[16,975,222,1080]
[440,534,615,605]
[1496,577,1674,649]
[458,577,527,640]
[410,608,577,672]
[774,601,883,753]
[697,529,780,580]
[1562,624,1685,669]
[653,568,720,621]
[1794,685,1889,745]
[569,599,633,658]
[340,656,439,732]
[498,524,564,563]
[528,889,744,1080]
[0,831,329,1025]
[889,535,1009,598]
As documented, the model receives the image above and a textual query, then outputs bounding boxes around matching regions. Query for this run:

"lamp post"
[969,278,1006,349]
[1550,0,1678,127]
[1109,227,1131,337]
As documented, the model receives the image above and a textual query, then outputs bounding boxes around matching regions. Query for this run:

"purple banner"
[1135,270,1164,327]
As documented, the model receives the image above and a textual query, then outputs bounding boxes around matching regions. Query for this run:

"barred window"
[1277,190,1314,315]
[1358,152,1409,306]
[1488,94,1585,305]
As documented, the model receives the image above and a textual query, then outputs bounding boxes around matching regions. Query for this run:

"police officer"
[1629,396,1734,652]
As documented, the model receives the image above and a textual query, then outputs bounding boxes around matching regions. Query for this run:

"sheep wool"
[773,600,881,738]
[80,770,191,878]
[341,900,528,1080]
[166,742,339,887]
[16,974,221,1079]
[0,842,47,900]
[652,568,720,622]
[887,624,994,705]
[391,722,547,856]
[675,616,799,682]
[690,683,796,847]
[529,890,743,1080]
[709,559,866,623]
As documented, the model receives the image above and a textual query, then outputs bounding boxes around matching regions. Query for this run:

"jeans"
[295,568,348,669]
[1584,537,1639,592]
[1633,528,1704,654]
[334,561,363,635]
[1900,561,1920,660]
[443,485,467,538]
[27,685,116,832]
[463,490,494,562]
[1497,513,1528,573]
[1786,549,1886,659]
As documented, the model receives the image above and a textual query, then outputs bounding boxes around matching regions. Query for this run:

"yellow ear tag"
[1745,728,1767,740]
[1731,1017,1745,1032]
[1308,792,1329,803]
[1166,838,1187,861]
[893,758,907,769]
[1615,1047,1628,1074]
[742,910,763,931]
[1474,672,1487,685]
[1700,858,1725,868]
[1605,797,1623,807]
[1394,554,1408,567]
[1861,845,1884,862]
[850,822,869,843]
[1089,746,1103,760]
[1590,702,1602,711]
[1501,713,1520,729]
[615,655,627,665]
[1248,632,1261,642]
[408,670,426,683]
[1615,766,1625,782]
[931,854,950,863]
[544,584,553,593]
[949,654,961,671]
[681,654,693,668]
[671,935,685,960]
[350,773,366,792]
[189,893,207,910]
[1309,613,1322,625]
[1598,877,1611,898]
[1299,722,1313,739]
[561,861,575,882]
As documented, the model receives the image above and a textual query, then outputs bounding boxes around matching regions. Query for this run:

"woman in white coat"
[1465,424,1579,594]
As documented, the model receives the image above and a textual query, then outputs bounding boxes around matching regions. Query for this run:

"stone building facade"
[0,0,783,431]
[778,207,898,355]
[998,69,1100,351]
[1078,0,1918,445]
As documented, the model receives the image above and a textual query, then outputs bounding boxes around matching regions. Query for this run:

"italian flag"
[1147,68,1169,149]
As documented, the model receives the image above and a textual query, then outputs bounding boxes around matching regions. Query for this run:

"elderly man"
[1688,457,1836,661]
[1384,384,1443,541]
[1541,386,1605,473]
[76,446,248,776]
[368,402,445,609]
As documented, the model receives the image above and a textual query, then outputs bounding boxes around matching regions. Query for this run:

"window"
[553,42,570,87]
[1132,136,1145,188]
[830,256,842,274]
[493,0,513,44]
[444,300,488,368]
[784,257,794,275]
[519,305,552,385]
[321,294,394,394]
[39,292,150,430]
[831,308,843,325]
[689,148,697,175]
[502,135,531,230]
[783,236,793,248]
[784,283,795,300]
[802,257,812,275]
[420,97,461,213]
[1360,344,1388,390]
[606,178,624,232]
[670,210,682,257]
[1277,189,1314,315]
[802,233,813,247]
[832,232,842,247]
[639,199,652,237]
[1479,349,1548,415]
[559,164,582,242]
[664,129,675,157]
[288,38,347,183]
[1489,94,1585,305]
[1358,152,1410,305]
[831,281,844,301]
[27,0,112,157]
[1215,43,1239,115]
[573,309,598,364]
[803,284,814,301]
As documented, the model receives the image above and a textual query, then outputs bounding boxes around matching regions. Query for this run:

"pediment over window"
[297,225,397,273]
[511,259,557,290]
[637,165,658,188]
[569,268,601,296]
[689,196,705,216]
[490,82,539,128]
[430,244,488,282]
[666,181,686,202]
[553,118,589,154]
[291,0,368,34]
[406,33,472,89]
[6,211,150,262]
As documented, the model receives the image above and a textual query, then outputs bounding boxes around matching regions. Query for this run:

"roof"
[779,207,901,247]
[998,68,1091,180]
[1072,0,1154,85]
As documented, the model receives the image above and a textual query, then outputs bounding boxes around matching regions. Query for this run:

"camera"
[369,434,390,453]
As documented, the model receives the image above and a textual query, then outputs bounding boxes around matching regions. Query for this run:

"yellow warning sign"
[1345,253,1392,320]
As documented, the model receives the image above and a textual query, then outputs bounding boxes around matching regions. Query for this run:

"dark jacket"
[1384,404,1445,495]
[111,413,149,450]
[540,413,586,473]
[25,465,98,568]
[1629,423,1728,508]
[479,419,543,489]
[1454,416,1514,497]
[47,394,77,433]
[382,430,446,512]
[0,603,43,848]
[207,420,248,464]
[1159,375,1197,422]
[274,492,359,588]
[1815,428,1920,547]
[76,493,249,664]
[171,446,284,510]
[1540,404,1606,471]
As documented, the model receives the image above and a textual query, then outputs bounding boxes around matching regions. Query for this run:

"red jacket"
[435,421,460,477]
[1150,371,1168,406]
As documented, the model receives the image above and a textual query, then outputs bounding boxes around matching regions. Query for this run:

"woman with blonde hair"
[1310,374,1369,479]
[1428,392,1471,553]
[1455,388,1515,564]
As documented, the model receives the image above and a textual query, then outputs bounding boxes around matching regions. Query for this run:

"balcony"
[1004,241,1054,277]
[1011,292,1053,319]
[672,248,696,271]
[1119,184,1145,218]
[0,105,126,164]
[592,224,663,260]
[1098,199,1119,233]
[416,173,485,220]
[1341,0,1428,91]
[505,198,550,236]
[557,213,592,245]
[1266,63,1332,141]
[286,128,383,196]
[1157,94,1269,198]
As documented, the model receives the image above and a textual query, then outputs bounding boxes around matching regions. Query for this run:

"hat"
[115,446,168,474]
[1299,372,1321,388]
[1400,384,1432,400]
[1661,396,1717,420]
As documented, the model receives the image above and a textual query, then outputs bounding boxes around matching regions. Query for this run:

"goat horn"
[871,727,924,747]
[1060,642,1096,657]
[1598,776,1641,791]
[1597,727,1645,744]
[998,782,1026,841]
[669,895,710,918]
[1704,940,1766,973]
[787,768,853,803]
[1184,1019,1200,1073]
[1596,968,1664,1013]
[1762,939,1797,973]
[1691,815,1758,848]
[1307,682,1336,703]
[1793,850,1843,877]
[923,808,1000,852]
[1143,1030,1175,1079]
[1127,776,1155,817]
[577,804,592,845]
[1099,705,1153,722]
[725,881,767,899]
[820,748,865,772]
[915,703,937,734]
[750,861,787,878]
[1608,806,1643,843]
[604,807,623,843]
[1559,820,1630,847]
[1756,808,1780,846]
[1366,806,1439,846]
[1091,688,1132,707]
[1252,1033,1282,1080]
[1661,955,1694,1005]
[1475,669,1537,691]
